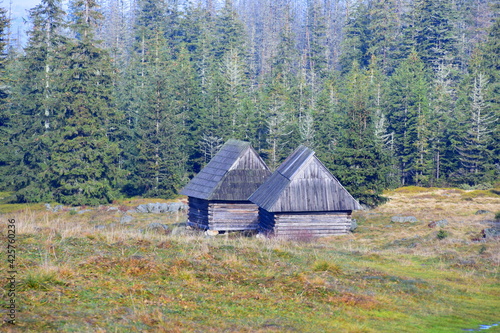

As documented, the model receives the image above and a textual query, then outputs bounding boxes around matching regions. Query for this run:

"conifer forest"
[0,0,498,206]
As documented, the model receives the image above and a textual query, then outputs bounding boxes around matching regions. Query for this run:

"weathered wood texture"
[249,145,361,212]
[187,197,260,231]
[181,139,270,201]
[259,208,352,237]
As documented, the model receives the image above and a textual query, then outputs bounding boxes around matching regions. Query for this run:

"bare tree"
[200,132,223,163]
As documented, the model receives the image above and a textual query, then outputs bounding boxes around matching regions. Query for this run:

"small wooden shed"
[249,145,361,238]
[180,139,271,231]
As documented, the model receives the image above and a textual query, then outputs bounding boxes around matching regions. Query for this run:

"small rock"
[169,203,186,212]
[95,225,106,230]
[205,229,219,236]
[148,203,161,213]
[350,219,358,232]
[53,205,63,212]
[44,203,52,211]
[167,202,186,212]
[391,216,418,223]
[457,259,476,267]
[483,228,500,239]
[126,209,137,214]
[120,215,134,224]
[136,202,187,213]
[129,255,144,260]
[145,223,169,232]
[436,219,448,227]
[428,219,448,228]
[475,210,491,215]
[107,207,118,211]
[77,209,92,214]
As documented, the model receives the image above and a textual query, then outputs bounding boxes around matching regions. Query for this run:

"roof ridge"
[276,145,315,180]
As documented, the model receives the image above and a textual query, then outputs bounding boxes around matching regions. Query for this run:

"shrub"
[495,211,500,221]
[458,183,493,190]
[437,229,448,240]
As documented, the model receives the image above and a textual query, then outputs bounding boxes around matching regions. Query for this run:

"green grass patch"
[391,186,433,194]
[312,260,342,274]
[461,189,500,199]
[19,271,66,291]
[0,203,45,214]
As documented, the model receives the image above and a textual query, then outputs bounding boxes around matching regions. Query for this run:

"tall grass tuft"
[20,271,64,291]
[312,260,342,275]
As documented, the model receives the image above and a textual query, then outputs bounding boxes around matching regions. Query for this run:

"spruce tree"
[305,0,328,78]
[200,0,249,143]
[0,5,10,189]
[429,62,459,184]
[386,51,432,185]
[455,13,500,185]
[124,0,194,198]
[9,0,68,202]
[339,3,369,74]
[478,14,500,174]
[365,0,402,74]
[402,0,458,70]
[329,62,392,206]
[213,0,246,59]
[457,73,498,184]
[48,0,122,205]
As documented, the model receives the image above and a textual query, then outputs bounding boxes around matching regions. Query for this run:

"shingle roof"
[249,145,362,212]
[180,140,271,201]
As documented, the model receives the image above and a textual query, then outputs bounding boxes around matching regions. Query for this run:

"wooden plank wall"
[230,147,268,171]
[258,208,276,234]
[275,211,351,237]
[187,197,260,231]
[187,197,210,230]
[210,202,260,231]
[272,158,359,212]
[259,209,352,238]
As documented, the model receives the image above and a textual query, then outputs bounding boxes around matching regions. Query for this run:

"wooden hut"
[249,145,361,238]
[180,139,271,231]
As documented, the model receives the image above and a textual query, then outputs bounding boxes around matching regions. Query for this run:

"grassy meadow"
[1,187,499,332]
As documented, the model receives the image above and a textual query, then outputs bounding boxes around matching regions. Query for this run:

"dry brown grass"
[379,187,499,222]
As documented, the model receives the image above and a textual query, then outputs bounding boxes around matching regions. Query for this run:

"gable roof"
[181,139,271,201]
[249,145,362,212]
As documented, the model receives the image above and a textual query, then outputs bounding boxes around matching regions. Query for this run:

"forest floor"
[0,187,499,332]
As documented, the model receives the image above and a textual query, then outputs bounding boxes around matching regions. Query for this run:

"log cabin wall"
[187,197,260,231]
[258,208,276,234]
[186,197,210,230]
[259,208,352,237]
[273,211,352,237]
[209,201,259,231]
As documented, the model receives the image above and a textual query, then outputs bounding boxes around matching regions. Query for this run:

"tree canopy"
[1,0,498,206]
